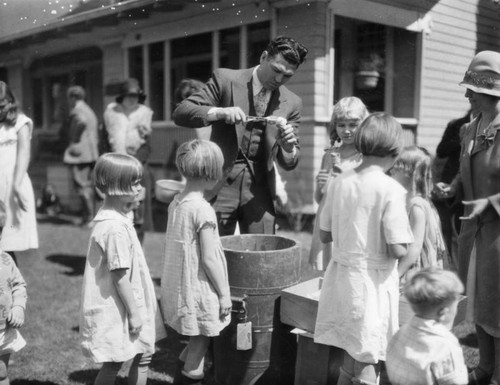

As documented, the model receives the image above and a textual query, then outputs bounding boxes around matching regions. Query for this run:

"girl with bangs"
[309,97,369,271]
[390,146,448,287]
[161,139,231,385]
[80,153,159,385]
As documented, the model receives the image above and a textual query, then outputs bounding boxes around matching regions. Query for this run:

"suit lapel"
[232,70,253,149]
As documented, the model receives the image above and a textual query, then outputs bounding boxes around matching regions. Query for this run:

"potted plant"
[355,53,384,90]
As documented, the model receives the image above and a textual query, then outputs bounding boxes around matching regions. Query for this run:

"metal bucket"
[214,234,301,385]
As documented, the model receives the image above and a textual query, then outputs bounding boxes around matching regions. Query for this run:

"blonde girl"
[390,146,448,284]
[309,97,369,270]
[314,113,413,385]
[80,153,158,385]
[161,139,231,385]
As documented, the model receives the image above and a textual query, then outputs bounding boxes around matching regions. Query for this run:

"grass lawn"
[9,219,478,384]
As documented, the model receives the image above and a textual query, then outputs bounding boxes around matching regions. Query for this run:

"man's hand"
[276,123,297,153]
[213,107,247,124]
[276,117,299,152]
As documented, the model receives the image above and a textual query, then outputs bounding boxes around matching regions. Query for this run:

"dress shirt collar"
[252,66,270,99]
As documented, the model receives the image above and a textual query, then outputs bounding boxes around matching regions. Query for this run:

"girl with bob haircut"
[80,152,160,385]
[354,112,402,158]
[175,139,224,181]
[94,153,143,196]
[161,139,231,385]
[390,146,448,284]
[315,112,413,385]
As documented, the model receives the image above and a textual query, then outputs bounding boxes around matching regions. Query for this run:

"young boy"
[0,200,27,385]
[386,267,467,385]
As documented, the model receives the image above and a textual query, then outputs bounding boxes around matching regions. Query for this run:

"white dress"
[314,168,413,363]
[80,209,157,363]
[161,195,230,337]
[0,114,38,251]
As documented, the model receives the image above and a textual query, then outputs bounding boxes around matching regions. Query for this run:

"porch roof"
[0,0,219,48]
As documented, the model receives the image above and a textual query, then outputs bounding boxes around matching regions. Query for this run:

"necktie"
[254,87,268,117]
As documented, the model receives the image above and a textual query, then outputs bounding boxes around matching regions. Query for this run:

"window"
[127,21,270,121]
[247,22,270,66]
[128,46,144,85]
[334,16,418,119]
[220,27,240,69]
[149,42,165,120]
[171,32,212,113]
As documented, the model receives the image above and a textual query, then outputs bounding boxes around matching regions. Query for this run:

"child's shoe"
[173,359,184,385]
[468,367,491,385]
[181,374,203,385]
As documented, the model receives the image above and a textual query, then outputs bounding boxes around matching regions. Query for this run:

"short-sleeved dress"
[314,168,413,364]
[80,209,157,363]
[400,196,447,287]
[309,149,363,270]
[0,114,38,251]
[161,195,230,337]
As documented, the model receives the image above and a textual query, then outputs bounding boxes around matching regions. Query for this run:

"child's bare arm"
[111,269,142,334]
[388,243,408,261]
[199,226,231,318]
[398,205,426,278]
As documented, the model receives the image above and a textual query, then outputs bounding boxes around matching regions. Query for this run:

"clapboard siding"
[416,0,500,154]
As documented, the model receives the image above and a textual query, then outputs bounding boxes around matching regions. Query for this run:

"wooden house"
[1,0,499,216]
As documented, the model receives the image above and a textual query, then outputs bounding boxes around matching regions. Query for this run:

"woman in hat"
[103,78,154,243]
[436,50,500,385]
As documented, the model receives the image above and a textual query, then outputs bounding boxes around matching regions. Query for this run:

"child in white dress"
[309,97,369,270]
[314,113,414,385]
[390,146,448,285]
[80,153,158,385]
[161,139,232,385]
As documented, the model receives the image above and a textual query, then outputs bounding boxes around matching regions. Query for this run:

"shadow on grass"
[69,369,172,385]
[46,254,86,276]
[12,381,58,385]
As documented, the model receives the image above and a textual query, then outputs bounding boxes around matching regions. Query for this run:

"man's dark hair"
[266,36,308,66]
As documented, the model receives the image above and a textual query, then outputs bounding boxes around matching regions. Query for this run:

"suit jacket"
[64,100,99,164]
[173,67,302,201]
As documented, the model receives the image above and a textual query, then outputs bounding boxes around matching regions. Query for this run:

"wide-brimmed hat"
[460,51,500,97]
[116,78,146,103]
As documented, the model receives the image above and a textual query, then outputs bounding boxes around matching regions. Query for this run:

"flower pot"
[355,70,380,90]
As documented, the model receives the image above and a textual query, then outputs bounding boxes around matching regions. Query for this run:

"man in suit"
[63,86,99,225]
[174,36,308,236]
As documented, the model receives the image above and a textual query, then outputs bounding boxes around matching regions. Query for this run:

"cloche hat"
[116,78,146,103]
[460,50,500,97]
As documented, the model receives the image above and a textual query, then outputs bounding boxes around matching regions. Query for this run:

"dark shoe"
[181,374,204,385]
[469,368,491,385]
[173,360,184,385]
